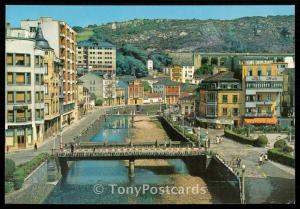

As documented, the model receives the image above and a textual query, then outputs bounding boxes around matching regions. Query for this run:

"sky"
[6,5,295,27]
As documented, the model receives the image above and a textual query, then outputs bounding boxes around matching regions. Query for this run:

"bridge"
[56,142,206,177]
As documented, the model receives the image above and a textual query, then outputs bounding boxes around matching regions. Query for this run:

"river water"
[44,116,239,204]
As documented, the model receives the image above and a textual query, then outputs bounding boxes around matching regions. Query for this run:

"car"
[185,127,194,135]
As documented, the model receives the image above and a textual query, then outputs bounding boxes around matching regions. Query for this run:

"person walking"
[237,157,241,168]
[259,154,263,166]
[71,143,74,155]
[6,146,9,154]
[34,143,37,152]
[264,153,268,162]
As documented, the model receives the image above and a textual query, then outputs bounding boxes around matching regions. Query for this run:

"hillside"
[75,15,295,53]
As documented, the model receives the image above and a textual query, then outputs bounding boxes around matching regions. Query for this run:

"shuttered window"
[16,73,25,84]
[7,92,13,103]
[25,54,30,67]
[7,73,13,84]
[7,54,13,65]
[16,54,25,66]
[16,92,25,103]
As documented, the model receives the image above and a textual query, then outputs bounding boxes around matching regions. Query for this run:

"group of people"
[215,135,224,144]
[258,153,268,166]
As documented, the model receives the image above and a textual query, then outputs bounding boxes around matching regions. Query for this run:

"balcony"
[256,100,274,105]
[245,76,283,82]
[244,112,274,118]
[60,45,66,49]
[60,33,65,37]
[16,117,26,122]
[246,89,282,94]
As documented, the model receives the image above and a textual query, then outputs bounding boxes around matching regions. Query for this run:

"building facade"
[128,80,144,105]
[182,66,195,83]
[198,71,243,129]
[102,74,117,106]
[178,95,195,117]
[77,41,116,75]
[21,17,77,129]
[241,61,283,125]
[78,72,103,100]
[153,79,181,105]
[170,65,185,83]
[5,24,46,150]
[144,93,163,104]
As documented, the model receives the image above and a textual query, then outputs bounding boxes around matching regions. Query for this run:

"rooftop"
[77,41,116,48]
[202,71,239,82]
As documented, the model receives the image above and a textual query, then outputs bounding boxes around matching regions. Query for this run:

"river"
[44,116,238,204]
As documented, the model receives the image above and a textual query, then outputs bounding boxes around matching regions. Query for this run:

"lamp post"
[241,164,246,204]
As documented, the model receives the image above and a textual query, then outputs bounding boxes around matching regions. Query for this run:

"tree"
[95,99,103,106]
[72,26,83,33]
[90,93,97,101]
[142,81,151,92]
[194,64,213,76]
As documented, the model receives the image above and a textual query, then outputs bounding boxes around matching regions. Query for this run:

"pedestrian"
[34,143,37,152]
[93,147,96,153]
[237,157,241,168]
[6,146,9,153]
[208,137,211,148]
[216,136,219,144]
[264,153,268,162]
[259,154,263,166]
[71,144,74,155]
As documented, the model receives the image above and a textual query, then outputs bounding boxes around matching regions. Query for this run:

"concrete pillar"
[25,127,28,148]
[208,57,212,65]
[13,128,17,146]
[128,159,135,178]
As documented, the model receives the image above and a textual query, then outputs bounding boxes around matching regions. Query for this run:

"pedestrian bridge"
[56,142,206,177]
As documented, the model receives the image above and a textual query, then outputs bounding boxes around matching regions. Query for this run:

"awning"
[244,117,278,124]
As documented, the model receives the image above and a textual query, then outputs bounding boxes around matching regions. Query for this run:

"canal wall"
[159,116,194,143]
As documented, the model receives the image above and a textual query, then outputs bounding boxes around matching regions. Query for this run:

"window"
[257,95,262,102]
[30,27,36,32]
[257,69,262,76]
[223,108,227,116]
[7,110,14,122]
[45,63,48,75]
[233,108,239,116]
[26,73,31,85]
[35,109,40,120]
[35,56,39,66]
[267,69,271,76]
[35,74,39,84]
[15,54,25,66]
[7,53,13,65]
[25,54,30,67]
[45,103,49,115]
[233,95,238,104]
[266,106,271,113]
[41,75,44,85]
[35,92,40,102]
[7,73,13,84]
[248,69,253,76]
[266,94,271,101]
[16,73,25,84]
[26,92,31,102]
[16,92,25,103]
[7,92,13,103]
[16,109,26,122]
[257,107,262,113]
[222,95,228,103]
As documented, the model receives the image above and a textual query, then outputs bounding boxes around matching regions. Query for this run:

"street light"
[241,164,246,204]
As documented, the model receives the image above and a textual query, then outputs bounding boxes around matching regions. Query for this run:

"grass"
[76,29,94,42]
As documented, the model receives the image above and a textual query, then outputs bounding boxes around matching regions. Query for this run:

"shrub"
[5,158,16,181]
[5,181,15,193]
[282,145,294,153]
[95,99,103,106]
[255,135,268,147]
[274,139,287,149]
[224,128,256,145]
[13,169,25,190]
[268,148,295,168]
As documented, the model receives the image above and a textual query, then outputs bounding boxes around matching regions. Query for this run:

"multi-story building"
[5,23,46,150]
[198,71,243,129]
[153,79,181,105]
[76,79,92,119]
[116,79,129,105]
[21,17,77,128]
[178,95,195,118]
[128,80,144,105]
[102,74,116,106]
[280,68,294,127]
[78,72,103,100]
[182,66,195,83]
[170,65,185,83]
[241,61,283,125]
[37,26,62,140]
[147,59,153,70]
[77,41,116,75]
